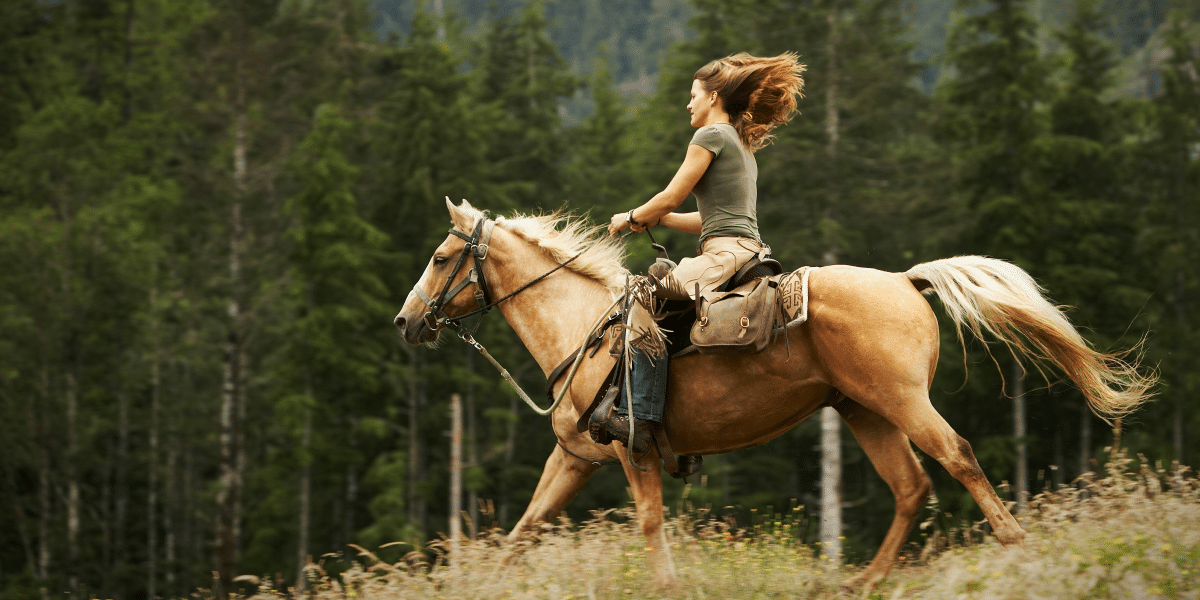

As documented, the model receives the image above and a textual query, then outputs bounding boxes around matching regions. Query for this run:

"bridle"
[408,215,616,420]
[407,215,651,469]
[411,217,496,335]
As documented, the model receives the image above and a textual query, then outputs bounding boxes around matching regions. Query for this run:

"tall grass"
[235,451,1200,600]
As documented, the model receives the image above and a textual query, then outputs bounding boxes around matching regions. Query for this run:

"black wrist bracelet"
[627,209,639,226]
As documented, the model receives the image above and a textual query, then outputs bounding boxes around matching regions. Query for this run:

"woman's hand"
[608,211,646,236]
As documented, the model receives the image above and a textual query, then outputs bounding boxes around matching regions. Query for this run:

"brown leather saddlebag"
[689,277,780,354]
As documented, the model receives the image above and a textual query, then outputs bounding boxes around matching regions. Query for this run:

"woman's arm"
[609,144,713,236]
[659,212,701,234]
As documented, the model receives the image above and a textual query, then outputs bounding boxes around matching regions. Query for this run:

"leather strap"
[536,310,623,432]
[651,423,677,476]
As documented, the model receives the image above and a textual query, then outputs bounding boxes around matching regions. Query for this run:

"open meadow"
[238,451,1200,600]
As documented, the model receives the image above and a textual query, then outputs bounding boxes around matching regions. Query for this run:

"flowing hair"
[694,52,806,152]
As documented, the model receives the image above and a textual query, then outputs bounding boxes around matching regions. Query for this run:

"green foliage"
[0,2,1197,598]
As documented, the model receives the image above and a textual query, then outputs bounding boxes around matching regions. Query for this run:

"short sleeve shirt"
[689,123,759,242]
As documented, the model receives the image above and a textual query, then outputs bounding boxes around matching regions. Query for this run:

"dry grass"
[240,451,1200,600]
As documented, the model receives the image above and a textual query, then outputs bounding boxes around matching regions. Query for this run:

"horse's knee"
[896,473,933,517]
[639,508,665,537]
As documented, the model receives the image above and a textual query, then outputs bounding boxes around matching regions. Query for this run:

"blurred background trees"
[0,0,1196,597]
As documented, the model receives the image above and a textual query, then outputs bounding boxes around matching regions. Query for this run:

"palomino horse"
[394,200,1152,589]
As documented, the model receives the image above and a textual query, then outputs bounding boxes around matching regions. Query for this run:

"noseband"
[411,217,495,333]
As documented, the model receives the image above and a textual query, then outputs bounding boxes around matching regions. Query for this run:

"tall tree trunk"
[148,282,161,600]
[116,387,130,574]
[1012,361,1027,513]
[1052,426,1064,491]
[825,2,840,162]
[1079,403,1092,476]
[449,393,463,547]
[465,347,478,536]
[407,348,425,533]
[819,407,843,561]
[819,0,843,565]
[215,20,248,593]
[183,408,198,594]
[100,439,112,596]
[66,368,80,600]
[164,403,178,596]
[296,388,312,588]
[432,0,445,41]
[499,391,519,527]
[1174,270,1186,465]
[343,465,357,551]
[36,369,51,600]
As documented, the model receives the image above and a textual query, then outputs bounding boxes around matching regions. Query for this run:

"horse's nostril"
[394,314,406,330]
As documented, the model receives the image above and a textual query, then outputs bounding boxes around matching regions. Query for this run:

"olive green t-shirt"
[689,123,760,242]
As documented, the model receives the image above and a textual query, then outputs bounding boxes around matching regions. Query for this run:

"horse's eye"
[433,256,448,267]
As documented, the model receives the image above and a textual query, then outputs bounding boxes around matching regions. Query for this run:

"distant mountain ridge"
[371,0,1180,102]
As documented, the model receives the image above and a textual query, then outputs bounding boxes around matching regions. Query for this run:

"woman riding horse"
[598,52,806,454]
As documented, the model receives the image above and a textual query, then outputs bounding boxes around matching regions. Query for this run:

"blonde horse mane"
[451,201,629,292]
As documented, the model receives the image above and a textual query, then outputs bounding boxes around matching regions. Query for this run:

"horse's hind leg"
[871,394,1026,547]
[833,399,932,591]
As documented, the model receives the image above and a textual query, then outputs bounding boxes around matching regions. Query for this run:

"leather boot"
[598,414,653,454]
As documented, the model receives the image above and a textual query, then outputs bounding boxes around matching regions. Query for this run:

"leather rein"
[410,217,623,417]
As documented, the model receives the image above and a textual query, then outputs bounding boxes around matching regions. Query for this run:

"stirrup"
[587,384,620,446]
[588,386,653,454]
[673,455,704,479]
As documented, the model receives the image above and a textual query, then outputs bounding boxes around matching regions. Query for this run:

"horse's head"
[394,199,493,345]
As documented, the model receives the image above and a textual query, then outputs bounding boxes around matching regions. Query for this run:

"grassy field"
[247,451,1200,600]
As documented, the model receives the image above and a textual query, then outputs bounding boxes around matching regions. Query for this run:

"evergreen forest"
[0,0,1197,598]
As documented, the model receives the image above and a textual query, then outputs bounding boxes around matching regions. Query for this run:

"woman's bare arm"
[659,212,701,234]
[609,144,712,236]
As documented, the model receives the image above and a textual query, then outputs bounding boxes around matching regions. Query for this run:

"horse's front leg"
[617,449,679,587]
[506,444,599,547]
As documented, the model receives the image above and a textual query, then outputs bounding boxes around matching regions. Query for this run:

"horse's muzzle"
[393,312,439,345]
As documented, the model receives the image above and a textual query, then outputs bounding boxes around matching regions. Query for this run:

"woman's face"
[687,79,716,128]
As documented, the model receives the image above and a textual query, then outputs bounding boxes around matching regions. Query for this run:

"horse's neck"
[489,236,619,376]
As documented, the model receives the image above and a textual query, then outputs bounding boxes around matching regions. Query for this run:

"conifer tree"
[264,102,390,583]
[940,0,1053,512]
[1135,6,1200,466]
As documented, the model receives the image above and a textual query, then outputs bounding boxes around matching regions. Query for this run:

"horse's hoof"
[996,526,1027,547]
[838,571,885,595]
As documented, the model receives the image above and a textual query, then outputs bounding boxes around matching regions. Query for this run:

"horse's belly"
[663,349,831,455]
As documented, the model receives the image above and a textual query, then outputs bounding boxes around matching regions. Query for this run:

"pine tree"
[269,102,389,583]
[1134,6,1200,466]
[562,46,643,217]
[473,1,581,212]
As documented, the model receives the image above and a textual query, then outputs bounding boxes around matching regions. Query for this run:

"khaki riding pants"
[654,236,766,300]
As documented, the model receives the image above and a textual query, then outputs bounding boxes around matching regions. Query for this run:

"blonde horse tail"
[905,255,1155,421]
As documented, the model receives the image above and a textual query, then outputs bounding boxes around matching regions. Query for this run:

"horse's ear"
[446,197,475,232]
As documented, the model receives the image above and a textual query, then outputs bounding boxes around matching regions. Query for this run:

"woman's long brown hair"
[694,52,806,152]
